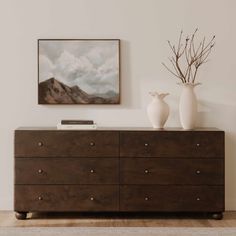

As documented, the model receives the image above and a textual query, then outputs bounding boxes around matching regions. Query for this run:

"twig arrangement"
[162,29,215,84]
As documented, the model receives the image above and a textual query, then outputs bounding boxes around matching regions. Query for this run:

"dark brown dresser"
[14,127,225,219]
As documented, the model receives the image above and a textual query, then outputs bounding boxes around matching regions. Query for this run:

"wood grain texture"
[15,158,119,184]
[14,128,225,218]
[15,185,119,212]
[120,158,224,185]
[120,185,224,212]
[15,130,119,157]
[120,131,224,158]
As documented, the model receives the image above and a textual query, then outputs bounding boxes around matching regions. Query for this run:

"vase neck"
[149,92,169,100]
[178,82,201,88]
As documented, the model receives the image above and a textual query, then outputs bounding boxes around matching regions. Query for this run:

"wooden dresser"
[14,127,225,219]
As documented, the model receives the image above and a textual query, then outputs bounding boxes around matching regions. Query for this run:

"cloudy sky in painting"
[39,40,119,95]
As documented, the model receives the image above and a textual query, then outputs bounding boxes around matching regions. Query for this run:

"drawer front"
[15,185,119,212]
[120,131,224,158]
[120,158,224,185]
[15,158,119,184]
[120,185,224,212]
[15,131,119,157]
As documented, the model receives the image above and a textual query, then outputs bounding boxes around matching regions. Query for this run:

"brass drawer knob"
[38,142,43,147]
[196,197,201,201]
[38,196,43,201]
[38,169,43,174]
[144,143,149,147]
[90,169,94,173]
[144,169,149,174]
[145,197,149,201]
[90,142,95,146]
[196,143,200,147]
[196,170,201,174]
[90,197,94,201]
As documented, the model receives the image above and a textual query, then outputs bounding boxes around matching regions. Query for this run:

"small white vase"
[147,92,169,129]
[179,83,200,130]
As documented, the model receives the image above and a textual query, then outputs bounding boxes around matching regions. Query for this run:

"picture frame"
[38,39,120,104]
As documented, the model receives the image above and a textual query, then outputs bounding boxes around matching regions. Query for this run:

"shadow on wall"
[198,99,236,210]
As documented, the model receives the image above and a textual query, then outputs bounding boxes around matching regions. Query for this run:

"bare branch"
[191,28,198,55]
[163,30,215,84]
[167,40,176,55]
[177,30,183,55]
[162,63,184,83]
[168,57,180,76]
[195,42,202,55]
[192,68,198,83]
[201,36,215,53]
[175,55,186,83]
[180,37,189,58]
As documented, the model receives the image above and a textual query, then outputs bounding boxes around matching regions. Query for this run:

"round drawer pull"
[196,143,200,147]
[196,170,201,174]
[38,142,43,147]
[38,196,43,201]
[144,143,149,147]
[144,169,149,174]
[144,197,149,201]
[90,169,95,173]
[90,142,95,146]
[90,197,94,201]
[38,169,43,174]
[196,197,201,201]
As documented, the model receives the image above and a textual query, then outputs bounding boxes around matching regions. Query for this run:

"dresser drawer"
[120,131,224,158]
[15,158,119,184]
[120,158,224,185]
[15,130,119,157]
[15,185,119,212]
[120,185,224,212]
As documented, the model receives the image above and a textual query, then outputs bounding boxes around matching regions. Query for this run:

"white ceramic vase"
[179,83,200,130]
[147,92,169,129]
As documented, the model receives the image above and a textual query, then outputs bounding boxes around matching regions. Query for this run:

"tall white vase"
[179,83,200,130]
[147,92,169,129]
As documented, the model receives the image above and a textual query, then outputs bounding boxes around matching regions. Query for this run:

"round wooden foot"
[212,212,223,220]
[15,212,27,220]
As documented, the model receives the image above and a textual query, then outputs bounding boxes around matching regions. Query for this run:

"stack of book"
[57,120,97,130]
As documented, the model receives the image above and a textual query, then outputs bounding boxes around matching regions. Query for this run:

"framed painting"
[38,39,120,104]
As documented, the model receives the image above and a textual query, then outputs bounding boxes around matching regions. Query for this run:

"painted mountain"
[38,78,119,104]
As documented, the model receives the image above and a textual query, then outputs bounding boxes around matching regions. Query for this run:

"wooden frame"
[38,39,120,104]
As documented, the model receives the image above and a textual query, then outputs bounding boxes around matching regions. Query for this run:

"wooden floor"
[1,212,236,227]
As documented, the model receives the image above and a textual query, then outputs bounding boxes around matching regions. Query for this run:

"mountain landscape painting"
[38,39,120,104]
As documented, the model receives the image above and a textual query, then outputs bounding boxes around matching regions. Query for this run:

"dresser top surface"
[15,127,223,132]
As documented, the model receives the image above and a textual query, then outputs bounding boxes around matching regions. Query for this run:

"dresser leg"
[15,212,27,220]
[212,212,223,220]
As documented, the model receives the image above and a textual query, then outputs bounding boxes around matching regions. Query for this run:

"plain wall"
[0,0,236,210]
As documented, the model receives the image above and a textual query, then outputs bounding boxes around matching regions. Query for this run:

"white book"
[57,123,97,130]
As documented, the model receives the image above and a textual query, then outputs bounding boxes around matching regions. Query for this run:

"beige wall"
[0,0,235,210]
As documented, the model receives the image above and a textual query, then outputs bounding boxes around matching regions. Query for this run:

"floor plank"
[0,211,236,227]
